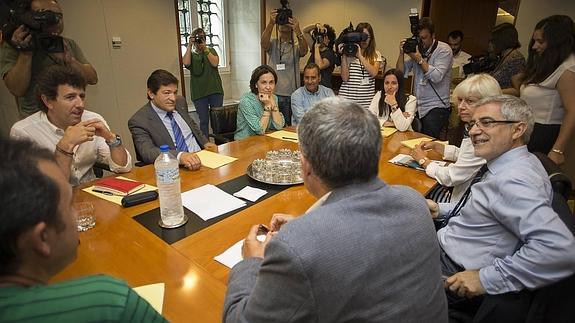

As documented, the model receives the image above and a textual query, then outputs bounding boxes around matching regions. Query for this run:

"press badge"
[361,77,370,85]
[276,63,286,71]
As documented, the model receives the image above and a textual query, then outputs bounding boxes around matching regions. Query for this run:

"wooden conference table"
[52,128,439,322]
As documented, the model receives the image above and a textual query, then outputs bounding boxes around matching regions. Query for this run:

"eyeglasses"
[465,118,520,132]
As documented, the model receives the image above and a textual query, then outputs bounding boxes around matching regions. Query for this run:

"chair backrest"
[209,104,238,137]
[175,95,188,110]
[411,117,422,133]
[534,152,573,200]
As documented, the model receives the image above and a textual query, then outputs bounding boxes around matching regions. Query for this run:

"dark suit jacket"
[224,178,448,323]
[128,97,208,164]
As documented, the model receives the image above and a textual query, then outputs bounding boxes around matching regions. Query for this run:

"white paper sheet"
[233,186,268,202]
[181,184,246,221]
[214,235,266,269]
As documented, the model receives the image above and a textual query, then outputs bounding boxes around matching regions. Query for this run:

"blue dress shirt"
[151,103,201,155]
[437,145,575,294]
[290,85,335,125]
[403,41,453,118]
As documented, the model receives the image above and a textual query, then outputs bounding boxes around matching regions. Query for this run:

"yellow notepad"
[82,176,157,206]
[381,127,398,137]
[400,137,433,149]
[134,283,165,314]
[266,130,299,143]
[196,150,237,169]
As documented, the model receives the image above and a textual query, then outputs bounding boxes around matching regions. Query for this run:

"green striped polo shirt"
[0,275,167,322]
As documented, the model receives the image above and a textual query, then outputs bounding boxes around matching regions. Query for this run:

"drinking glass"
[75,202,96,232]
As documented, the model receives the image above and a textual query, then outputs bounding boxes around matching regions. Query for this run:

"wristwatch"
[418,157,429,166]
[106,134,122,148]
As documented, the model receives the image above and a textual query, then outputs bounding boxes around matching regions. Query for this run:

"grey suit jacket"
[223,178,448,323]
[128,98,208,164]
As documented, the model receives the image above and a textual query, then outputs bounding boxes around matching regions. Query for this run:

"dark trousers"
[439,248,479,305]
[440,248,532,322]
[277,95,292,126]
[193,93,224,138]
[527,122,561,154]
[421,107,450,138]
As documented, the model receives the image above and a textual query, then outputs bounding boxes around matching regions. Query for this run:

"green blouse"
[234,92,285,140]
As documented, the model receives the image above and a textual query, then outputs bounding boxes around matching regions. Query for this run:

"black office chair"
[411,117,422,133]
[449,153,575,323]
[534,152,572,200]
[209,104,238,145]
[93,162,110,178]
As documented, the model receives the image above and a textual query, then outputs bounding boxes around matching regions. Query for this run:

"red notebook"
[92,177,145,196]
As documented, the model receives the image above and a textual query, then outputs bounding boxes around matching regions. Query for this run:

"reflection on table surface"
[52,128,439,322]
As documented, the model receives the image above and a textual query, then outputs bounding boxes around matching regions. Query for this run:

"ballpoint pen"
[92,189,123,196]
[282,137,298,141]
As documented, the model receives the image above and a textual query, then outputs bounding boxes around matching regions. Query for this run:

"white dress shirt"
[368,92,417,131]
[425,137,485,201]
[10,110,132,186]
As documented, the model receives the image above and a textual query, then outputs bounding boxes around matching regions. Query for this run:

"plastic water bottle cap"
[159,145,169,152]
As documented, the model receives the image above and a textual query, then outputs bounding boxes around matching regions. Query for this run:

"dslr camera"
[0,0,64,53]
[275,0,292,26]
[193,34,204,45]
[312,26,327,44]
[338,22,367,56]
[463,55,499,75]
[402,8,420,54]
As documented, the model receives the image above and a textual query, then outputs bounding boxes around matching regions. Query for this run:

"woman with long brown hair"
[338,22,386,109]
[517,15,575,165]
[368,69,416,131]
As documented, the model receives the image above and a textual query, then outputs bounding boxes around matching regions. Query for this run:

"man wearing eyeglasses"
[427,95,575,305]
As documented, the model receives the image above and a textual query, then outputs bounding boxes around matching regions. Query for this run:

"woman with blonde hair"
[411,74,502,202]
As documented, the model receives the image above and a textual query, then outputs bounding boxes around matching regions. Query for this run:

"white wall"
[264,0,422,71]
[229,0,261,99]
[515,0,575,57]
[58,0,181,158]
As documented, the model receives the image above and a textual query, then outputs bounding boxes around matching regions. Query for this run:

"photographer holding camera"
[182,27,224,138]
[338,22,386,109]
[302,23,337,89]
[396,17,452,138]
[488,23,525,93]
[261,2,308,126]
[0,0,97,119]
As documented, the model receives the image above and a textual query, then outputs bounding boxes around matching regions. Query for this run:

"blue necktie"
[167,112,189,152]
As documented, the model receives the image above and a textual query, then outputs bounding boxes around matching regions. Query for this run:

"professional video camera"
[312,26,326,44]
[338,22,367,56]
[275,0,292,26]
[402,8,420,54]
[463,55,500,75]
[0,0,64,53]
